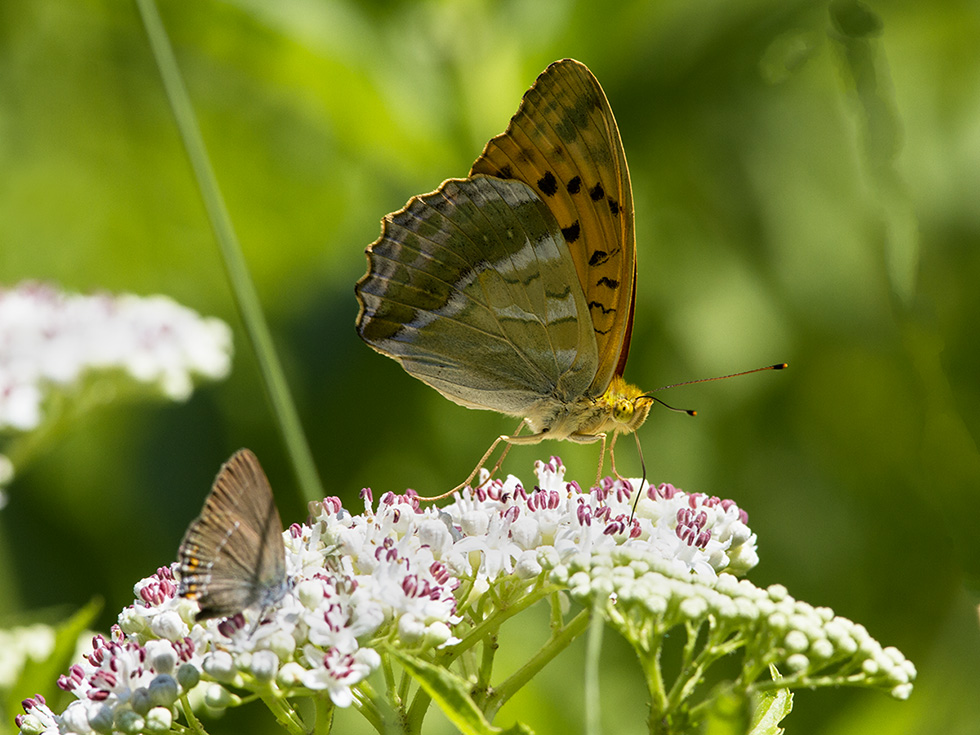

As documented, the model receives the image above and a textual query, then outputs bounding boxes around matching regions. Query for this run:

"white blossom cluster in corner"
[16,458,762,734]
[0,282,232,491]
[0,282,232,431]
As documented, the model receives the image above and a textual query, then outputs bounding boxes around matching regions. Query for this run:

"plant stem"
[178,693,208,735]
[259,694,308,735]
[133,0,322,503]
[447,584,553,664]
[639,630,668,730]
[484,607,590,719]
[313,696,335,735]
[474,631,499,706]
[358,678,408,734]
[584,598,604,735]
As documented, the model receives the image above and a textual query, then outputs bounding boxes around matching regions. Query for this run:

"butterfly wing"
[178,449,287,620]
[356,175,598,417]
[470,58,636,394]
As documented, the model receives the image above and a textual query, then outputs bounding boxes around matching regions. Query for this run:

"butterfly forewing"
[470,58,636,396]
[356,175,598,416]
[178,449,287,620]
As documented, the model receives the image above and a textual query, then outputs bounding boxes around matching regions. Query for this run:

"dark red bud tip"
[772,363,788,370]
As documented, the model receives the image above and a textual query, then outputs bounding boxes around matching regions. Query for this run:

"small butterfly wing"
[356,175,598,416]
[178,449,287,621]
[470,59,636,394]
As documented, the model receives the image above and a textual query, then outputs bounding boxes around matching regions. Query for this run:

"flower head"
[17,458,913,734]
[0,282,233,489]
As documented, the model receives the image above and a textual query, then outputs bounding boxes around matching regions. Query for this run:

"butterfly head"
[599,375,654,435]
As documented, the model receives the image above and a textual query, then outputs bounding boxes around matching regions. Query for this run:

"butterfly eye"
[613,398,635,423]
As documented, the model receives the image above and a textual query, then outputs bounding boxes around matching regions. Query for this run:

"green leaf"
[748,666,793,735]
[389,649,533,735]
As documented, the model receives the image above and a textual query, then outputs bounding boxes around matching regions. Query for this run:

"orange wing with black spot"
[470,58,636,395]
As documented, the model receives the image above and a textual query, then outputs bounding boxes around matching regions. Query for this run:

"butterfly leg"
[607,431,623,480]
[593,433,608,488]
[560,431,608,488]
[416,420,532,501]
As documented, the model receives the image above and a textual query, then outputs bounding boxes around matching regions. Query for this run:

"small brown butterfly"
[178,449,287,621]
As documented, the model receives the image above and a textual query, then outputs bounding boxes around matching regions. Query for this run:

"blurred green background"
[2,0,979,733]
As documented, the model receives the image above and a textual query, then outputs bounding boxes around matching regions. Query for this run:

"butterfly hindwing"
[356,175,598,417]
[470,58,636,396]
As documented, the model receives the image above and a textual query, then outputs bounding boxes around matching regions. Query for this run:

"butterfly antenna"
[641,394,697,416]
[653,363,787,392]
[630,363,786,521]
[628,431,647,524]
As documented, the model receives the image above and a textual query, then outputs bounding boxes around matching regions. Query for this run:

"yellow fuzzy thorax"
[522,374,654,441]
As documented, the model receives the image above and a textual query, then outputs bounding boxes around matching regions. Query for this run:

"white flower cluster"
[17,458,760,734]
[0,282,232,433]
[551,548,916,700]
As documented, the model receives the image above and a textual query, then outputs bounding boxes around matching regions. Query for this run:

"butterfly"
[178,449,288,621]
[355,58,653,498]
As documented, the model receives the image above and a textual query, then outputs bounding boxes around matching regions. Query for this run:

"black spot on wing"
[596,276,620,289]
[561,221,581,244]
[498,165,514,179]
[537,171,558,197]
[588,300,615,315]
[588,246,621,268]
[566,176,582,195]
[589,250,609,267]
[607,198,620,216]
[589,182,605,202]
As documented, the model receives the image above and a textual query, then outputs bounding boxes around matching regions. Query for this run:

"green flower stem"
[259,693,307,735]
[736,647,770,689]
[607,607,668,717]
[667,625,748,714]
[679,621,704,679]
[178,693,208,735]
[133,0,322,504]
[637,637,668,729]
[446,583,555,663]
[357,677,406,734]
[313,696,336,735]
[381,652,397,699]
[474,631,499,704]
[584,598,604,735]
[404,596,526,730]
[549,590,565,629]
[484,607,591,719]
[396,664,413,706]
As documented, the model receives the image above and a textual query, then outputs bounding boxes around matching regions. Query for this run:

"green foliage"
[747,668,793,735]
[2,1,978,733]
[391,650,533,735]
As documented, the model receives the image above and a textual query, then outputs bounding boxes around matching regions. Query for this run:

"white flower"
[301,647,381,706]
[0,282,232,433]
